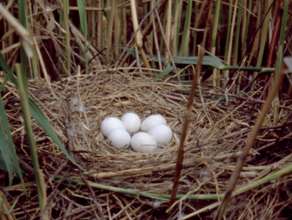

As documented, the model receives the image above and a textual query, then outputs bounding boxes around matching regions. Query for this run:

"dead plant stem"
[215,68,284,220]
[169,45,205,205]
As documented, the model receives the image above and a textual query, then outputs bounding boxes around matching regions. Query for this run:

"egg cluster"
[101,112,172,153]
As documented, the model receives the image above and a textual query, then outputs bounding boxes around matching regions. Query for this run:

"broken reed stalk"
[216,1,288,217]
[169,45,205,205]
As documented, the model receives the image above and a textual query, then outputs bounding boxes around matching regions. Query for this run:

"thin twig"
[169,45,205,205]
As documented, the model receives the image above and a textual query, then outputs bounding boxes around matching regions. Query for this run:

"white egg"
[121,112,141,133]
[131,132,158,153]
[108,129,131,148]
[141,114,167,131]
[101,117,125,137]
[148,124,172,146]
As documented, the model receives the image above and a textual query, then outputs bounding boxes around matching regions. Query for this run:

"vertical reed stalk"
[172,0,182,55]
[61,0,71,75]
[256,0,272,67]
[247,1,261,65]
[267,1,281,67]
[114,3,121,58]
[97,0,103,50]
[13,1,38,80]
[26,0,40,79]
[106,0,115,61]
[15,64,47,219]
[17,0,29,76]
[77,0,88,42]
[216,2,288,217]
[121,7,127,51]
[129,0,150,68]
[151,0,162,70]
[233,0,243,64]
[211,0,221,54]
[226,0,238,64]
[179,0,193,56]
[87,0,93,44]
[193,0,208,54]
[225,0,238,82]
[211,0,221,87]
[241,0,248,57]
[165,0,172,61]
[224,0,233,61]
[77,0,88,73]
[272,0,288,123]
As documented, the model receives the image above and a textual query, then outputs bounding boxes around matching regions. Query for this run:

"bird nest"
[3,69,292,219]
[29,70,256,191]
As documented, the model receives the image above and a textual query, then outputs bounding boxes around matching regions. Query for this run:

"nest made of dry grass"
[2,69,292,219]
[29,70,263,192]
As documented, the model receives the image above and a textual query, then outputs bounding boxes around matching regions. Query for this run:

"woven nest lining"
[28,70,289,195]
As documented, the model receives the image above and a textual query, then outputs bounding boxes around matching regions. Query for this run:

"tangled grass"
[1,69,291,219]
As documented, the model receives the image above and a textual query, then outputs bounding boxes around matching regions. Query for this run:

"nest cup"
[28,70,291,197]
